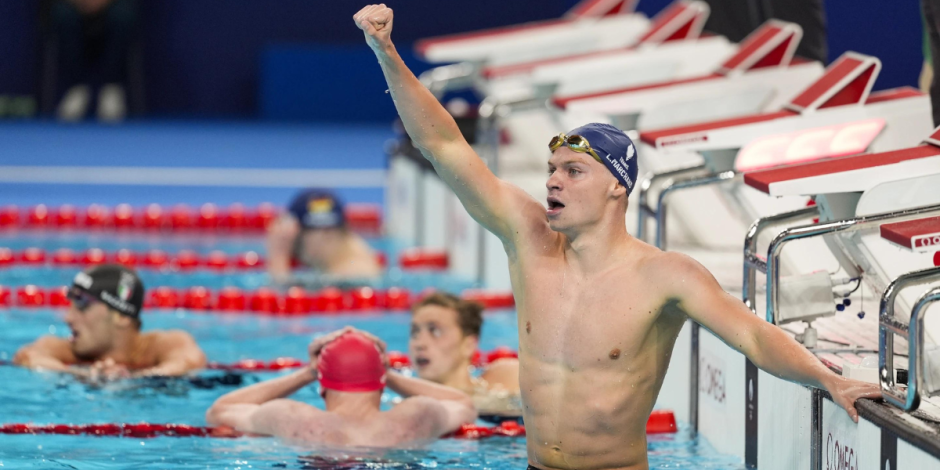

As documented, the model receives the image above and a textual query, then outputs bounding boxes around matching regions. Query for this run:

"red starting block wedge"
[646,410,678,434]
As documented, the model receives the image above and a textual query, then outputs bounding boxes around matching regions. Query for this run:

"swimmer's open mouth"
[547,197,565,215]
[415,357,430,368]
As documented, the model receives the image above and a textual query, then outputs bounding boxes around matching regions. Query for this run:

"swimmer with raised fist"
[206,327,476,447]
[354,4,880,469]
[14,264,205,379]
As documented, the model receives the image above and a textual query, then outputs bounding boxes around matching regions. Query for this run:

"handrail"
[765,203,940,325]
[654,171,737,250]
[418,63,478,99]
[741,206,820,313]
[879,268,940,411]
[635,164,707,243]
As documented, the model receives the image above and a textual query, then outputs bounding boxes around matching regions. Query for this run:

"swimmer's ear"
[609,180,627,199]
[460,334,479,361]
[110,311,134,329]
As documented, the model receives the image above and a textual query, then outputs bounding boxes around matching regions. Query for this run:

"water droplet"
[385,89,390,94]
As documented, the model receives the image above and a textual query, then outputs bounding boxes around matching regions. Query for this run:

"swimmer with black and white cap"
[409,292,522,420]
[267,189,382,286]
[206,326,476,447]
[14,264,206,380]
[354,5,881,470]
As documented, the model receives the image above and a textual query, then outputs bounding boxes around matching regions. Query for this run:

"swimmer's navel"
[609,348,621,360]
[526,321,531,334]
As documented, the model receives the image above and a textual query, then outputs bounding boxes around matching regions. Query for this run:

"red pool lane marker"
[0,203,381,235]
[1,285,514,312]
[0,422,526,440]
[0,248,268,272]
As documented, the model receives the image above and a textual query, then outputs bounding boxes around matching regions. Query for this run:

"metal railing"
[634,168,736,249]
[634,164,707,244]
[742,205,820,314]
[762,203,940,325]
[880,267,940,411]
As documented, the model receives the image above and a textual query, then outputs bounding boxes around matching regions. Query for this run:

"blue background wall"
[0,0,926,121]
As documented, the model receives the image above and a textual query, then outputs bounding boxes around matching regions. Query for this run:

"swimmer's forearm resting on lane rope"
[356,5,524,239]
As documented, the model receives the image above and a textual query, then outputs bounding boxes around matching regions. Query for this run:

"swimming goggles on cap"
[548,133,602,163]
[67,287,99,312]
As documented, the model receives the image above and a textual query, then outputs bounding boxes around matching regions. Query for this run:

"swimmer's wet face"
[64,290,121,360]
[546,146,623,232]
[409,304,478,383]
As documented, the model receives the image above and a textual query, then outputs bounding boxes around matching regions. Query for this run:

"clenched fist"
[354,4,394,51]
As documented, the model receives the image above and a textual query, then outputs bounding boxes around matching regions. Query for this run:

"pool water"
[0,243,744,469]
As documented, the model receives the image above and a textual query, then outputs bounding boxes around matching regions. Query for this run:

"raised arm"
[664,253,880,423]
[354,4,544,242]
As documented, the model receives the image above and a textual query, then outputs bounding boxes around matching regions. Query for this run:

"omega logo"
[699,357,726,404]
[826,432,858,470]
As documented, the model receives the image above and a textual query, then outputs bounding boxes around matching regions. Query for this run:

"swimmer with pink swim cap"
[207,327,476,447]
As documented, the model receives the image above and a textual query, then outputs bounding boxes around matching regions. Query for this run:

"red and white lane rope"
[0,203,382,235]
[0,285,515,312]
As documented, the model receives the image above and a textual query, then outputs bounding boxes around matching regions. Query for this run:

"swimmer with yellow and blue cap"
[267,189,382,285]
[356,3,882,468]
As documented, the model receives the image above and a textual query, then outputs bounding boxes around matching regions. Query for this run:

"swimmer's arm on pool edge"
[205,366,321,435]
[661,252,882,423]
[13,336,76,372]
[355,5,548,243]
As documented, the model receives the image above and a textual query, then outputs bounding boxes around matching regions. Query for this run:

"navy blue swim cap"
[288,189,345,230]
[565,123,638,195]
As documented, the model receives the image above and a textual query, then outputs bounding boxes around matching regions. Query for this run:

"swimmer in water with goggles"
[14,264,205,380]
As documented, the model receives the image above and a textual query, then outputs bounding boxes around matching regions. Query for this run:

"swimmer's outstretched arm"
[662,254,881,423]
[12,336,74,372]
[355,5,547,242]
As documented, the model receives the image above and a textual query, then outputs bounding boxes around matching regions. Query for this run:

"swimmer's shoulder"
[143,330,205,362]
[481,358,520,393]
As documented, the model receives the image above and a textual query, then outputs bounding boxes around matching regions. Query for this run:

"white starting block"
[415,0,648,66]
[479,1,718,102]
[558,21,822,131]
[635,52,931,249]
